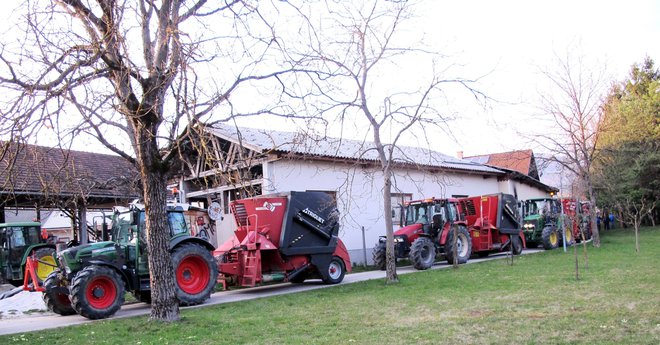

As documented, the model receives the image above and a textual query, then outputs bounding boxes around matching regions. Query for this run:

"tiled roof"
[208,124,502,174]
[0,142,140,201]
[465,150,534,176]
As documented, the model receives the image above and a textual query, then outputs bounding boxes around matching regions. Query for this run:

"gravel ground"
[0,284,51,319]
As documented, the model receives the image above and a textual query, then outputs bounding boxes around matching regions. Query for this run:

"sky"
[1,0,659,159]
[408,0,660,157]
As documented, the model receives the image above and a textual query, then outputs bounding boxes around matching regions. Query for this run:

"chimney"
[457,151,464,159]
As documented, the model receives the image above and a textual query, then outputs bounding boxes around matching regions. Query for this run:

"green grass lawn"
[3,227,660,344]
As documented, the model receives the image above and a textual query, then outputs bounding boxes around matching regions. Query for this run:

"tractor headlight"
[394,237,404,243]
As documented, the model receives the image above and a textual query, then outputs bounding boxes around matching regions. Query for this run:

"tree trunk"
[634,220,640,253]
[586,182,601,247]
[136,127,179,322]
[383,172,399,284]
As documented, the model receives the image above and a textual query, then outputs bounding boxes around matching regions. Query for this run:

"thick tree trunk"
[383,173,398,284]
[136,127,179,322]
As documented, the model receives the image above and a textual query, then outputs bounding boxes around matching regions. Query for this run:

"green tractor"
[42,204,218,319]
[521,198,573,250]
[0,222,56,286]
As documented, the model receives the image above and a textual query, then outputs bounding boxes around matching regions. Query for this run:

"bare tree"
[0,1,308,321]
[291,0,486,283]
[534,50,608,247]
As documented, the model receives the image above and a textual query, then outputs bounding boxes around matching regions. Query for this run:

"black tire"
[33,247,57,283]
[322,256,345,284]
[409,237,436,270]
[510,235,523,255]
[372,242,386,270]
[42,270,76,316]
[445,226,472,265]
[172,243,218,306]
[70,265,125,320]
[541,226,559,250]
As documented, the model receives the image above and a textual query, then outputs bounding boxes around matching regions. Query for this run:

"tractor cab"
[0,222,56,286]
[402,199,460,239]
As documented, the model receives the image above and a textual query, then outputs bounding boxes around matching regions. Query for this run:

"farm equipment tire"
[445,226,472,265]
[409,237,436,270]
[172,243,218,306]
[541,227,559,250]
[70,265,125,320]
[372,242,386,270]
[322,256,346,284]
[511,235,523,255]
[42,270,76,316]
[562,227,574,246]
[33,247,57,282]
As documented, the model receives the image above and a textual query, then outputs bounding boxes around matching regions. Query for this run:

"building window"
[451,194,468,198]
[391,193,412,226]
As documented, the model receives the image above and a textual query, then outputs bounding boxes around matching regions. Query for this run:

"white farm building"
[176,124,556,265]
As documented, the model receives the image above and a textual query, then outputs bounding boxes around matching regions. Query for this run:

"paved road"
[0,249,541,336]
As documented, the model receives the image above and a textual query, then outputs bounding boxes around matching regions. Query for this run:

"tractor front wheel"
[372,242,386,270]
[445,226,472,265]
[322,256,346,284]
[510,235,523,255]
[541,227,559,250]
[70,265,125,320]
[409,237,436,270]
[33,247,57,282]
[172,243,218,306]
[42,270,76,316]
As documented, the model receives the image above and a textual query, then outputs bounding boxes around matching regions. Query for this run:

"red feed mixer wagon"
[215,191,352,287]
[459,193,525,256]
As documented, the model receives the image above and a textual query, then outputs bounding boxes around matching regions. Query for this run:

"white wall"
[497,179,551,200]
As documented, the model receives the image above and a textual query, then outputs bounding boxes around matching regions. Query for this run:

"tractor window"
[25,226,41,245]
[447,204,458,222]
[524,200,547,217]
[169,212,188,236]
[405,204,431,225]
[10,228,26,247]
[113,212,134,245]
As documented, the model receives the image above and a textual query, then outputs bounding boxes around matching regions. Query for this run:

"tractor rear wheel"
[172,243,218,306]
[445,226,472,265]
[42,270,76,316]
[372,242,386,270]
[541,227,559,250]
[70,265,125,320]
[33,247,57,282]
[409,237,436,270]
[562,227,574,246]
[510,235,523,255]
[322,256,346,284]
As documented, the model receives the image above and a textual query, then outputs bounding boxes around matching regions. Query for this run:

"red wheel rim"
[176,255,209,294]
[85,276,117,309]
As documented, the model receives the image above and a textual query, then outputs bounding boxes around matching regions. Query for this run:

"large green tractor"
[0,222,56,286]
[42,204,217,319]
[521,198,574,250]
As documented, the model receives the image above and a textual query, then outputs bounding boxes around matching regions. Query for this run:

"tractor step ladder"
[241,214,261,287]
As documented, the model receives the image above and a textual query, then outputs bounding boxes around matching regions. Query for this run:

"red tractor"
[459,193,524,256]
[560,199,593,243]
[215,191,351,286]
[372,198,472,270]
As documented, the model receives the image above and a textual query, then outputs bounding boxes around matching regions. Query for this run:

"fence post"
[362,226,368,266]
